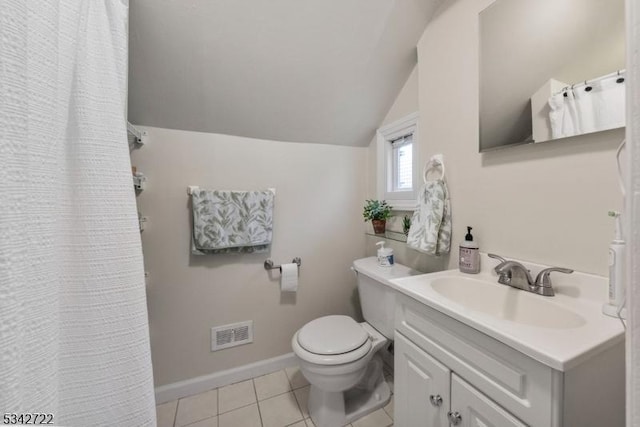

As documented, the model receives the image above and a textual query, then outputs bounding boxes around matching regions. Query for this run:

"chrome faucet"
[494,260,534,289]
[488,254,573,297]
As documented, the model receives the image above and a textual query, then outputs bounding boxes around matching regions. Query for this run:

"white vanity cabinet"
[395,332,449,426]
[394,293,625,427]
[395,333,525,427]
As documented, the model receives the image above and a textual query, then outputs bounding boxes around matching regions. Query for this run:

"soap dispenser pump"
[459,226,480,274]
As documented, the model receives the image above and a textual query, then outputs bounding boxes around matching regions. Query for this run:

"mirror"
[479,0,625,152]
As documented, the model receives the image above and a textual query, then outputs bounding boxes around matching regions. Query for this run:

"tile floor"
[157,365,394,427]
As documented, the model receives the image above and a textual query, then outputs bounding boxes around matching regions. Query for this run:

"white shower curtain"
[0,1,156,425]
[627,0,640,424]
[548,74,626,139]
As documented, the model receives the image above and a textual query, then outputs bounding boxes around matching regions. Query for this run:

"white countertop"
[387,254,625,371]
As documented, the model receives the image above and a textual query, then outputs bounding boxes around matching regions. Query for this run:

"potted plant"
[402,215,412,236]
[363,199,392,234]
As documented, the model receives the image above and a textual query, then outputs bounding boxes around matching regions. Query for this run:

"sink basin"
[430,276,586,329]
[389,255,624,371]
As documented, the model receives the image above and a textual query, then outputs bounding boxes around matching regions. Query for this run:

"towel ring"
[423,155,445,183]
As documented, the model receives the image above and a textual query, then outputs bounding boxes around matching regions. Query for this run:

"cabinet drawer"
[451,373,527,427]
[395,294,559,427]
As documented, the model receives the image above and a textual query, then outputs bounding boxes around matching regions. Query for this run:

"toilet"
[291,257,416,427]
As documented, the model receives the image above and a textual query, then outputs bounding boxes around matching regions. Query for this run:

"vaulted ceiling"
[128,0,443,146]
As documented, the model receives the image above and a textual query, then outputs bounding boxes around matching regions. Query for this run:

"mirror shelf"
[365,230,408,243]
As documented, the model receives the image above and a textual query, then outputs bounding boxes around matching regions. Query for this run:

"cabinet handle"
[447,411,462,425]
[429,394,443,407]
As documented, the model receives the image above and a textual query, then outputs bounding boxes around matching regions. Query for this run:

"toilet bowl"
[291,257,417,427]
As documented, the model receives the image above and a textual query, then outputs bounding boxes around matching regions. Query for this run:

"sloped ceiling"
[128,0,442,146]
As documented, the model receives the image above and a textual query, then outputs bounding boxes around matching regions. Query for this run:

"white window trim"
[376,112,419,210]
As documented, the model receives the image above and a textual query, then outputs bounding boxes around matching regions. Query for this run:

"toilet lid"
[297,315,369,355]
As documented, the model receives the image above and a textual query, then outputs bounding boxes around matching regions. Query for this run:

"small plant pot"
[372,219,386,234]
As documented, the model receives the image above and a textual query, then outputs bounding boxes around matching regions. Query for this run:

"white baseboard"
[155,353,298,404]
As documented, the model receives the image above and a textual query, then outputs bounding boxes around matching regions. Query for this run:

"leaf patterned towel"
[191,189,274,255]
[406,180,451,256]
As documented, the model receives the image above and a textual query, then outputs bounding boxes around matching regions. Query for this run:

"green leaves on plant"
[362,199,392,221]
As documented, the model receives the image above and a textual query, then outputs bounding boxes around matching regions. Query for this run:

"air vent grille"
[211,321,253,351]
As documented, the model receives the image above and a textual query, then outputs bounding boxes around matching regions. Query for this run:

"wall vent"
[211,320,253,351]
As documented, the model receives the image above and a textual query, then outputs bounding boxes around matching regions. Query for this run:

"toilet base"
[344,378,391,424]
[308,355,391,427]
[309,379,391,427]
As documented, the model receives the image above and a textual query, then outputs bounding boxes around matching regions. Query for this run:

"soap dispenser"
[459,226,480,274]
[376,241,394,267]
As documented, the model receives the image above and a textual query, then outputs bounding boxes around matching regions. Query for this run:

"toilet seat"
[293,333,371,366]
[298,315,369,355]
[293,316,373,366]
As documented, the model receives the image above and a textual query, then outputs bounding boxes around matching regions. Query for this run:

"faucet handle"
[488,253,508,264]
[488,254,510,278]
[534,267,574,288]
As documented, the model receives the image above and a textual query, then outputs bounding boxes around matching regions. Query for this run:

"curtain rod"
[555,69,626,96]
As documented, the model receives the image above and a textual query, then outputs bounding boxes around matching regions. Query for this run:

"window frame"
[376,112,419,210]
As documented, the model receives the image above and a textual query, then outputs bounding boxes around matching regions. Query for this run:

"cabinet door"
[395,332,450,427]
[449,374,527,427]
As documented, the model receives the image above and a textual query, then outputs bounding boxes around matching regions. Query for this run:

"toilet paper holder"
[264,257,302,272]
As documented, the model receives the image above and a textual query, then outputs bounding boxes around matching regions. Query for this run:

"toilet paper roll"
[280,263,298,293]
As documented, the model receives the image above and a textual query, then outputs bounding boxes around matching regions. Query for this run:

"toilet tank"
[352,257,420,340]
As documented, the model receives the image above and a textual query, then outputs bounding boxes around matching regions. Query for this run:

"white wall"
[364,67,447,272]
[132,127,367,386]
[367,66,419,199]
[416,0,624,275]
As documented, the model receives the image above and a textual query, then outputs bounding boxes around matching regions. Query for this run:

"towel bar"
[264,257,301,271]
[187,186,277,195]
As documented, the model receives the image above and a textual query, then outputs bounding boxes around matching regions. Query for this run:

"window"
[391,134,413,191]
[376,112,419,210]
